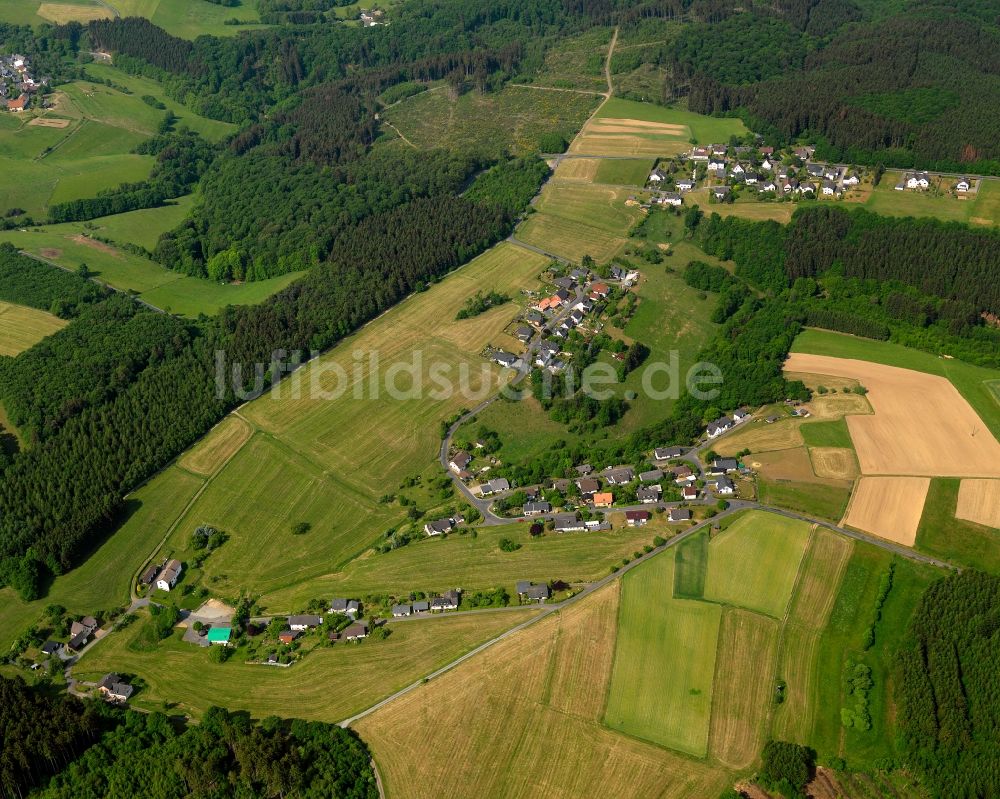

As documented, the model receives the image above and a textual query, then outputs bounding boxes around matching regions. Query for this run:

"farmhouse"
[707,417,733,438]
[625,510,651,527]
[207,626,232,646]
[553,513,586,532]
[392,604,412,617]
[139,565,159,587]
[6,93,28,112]
[156,559,183,591]
[329,598,360,616]
[97,673,133,703]
[668,508,692,522]
[523,501,551,515]
[516,581,551,602]
[603,467,634,485]
[425,517,456,536]
[342,621,369,640]
[449,451,472,473]
[637,485,661,503]
[288,615,323,631]
[653,446,684,460]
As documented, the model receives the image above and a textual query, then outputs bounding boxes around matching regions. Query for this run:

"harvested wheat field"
[809,447,859,480]
[553,158,600,181]
[785,354,1000,477]
[179,416,254,477]
[716,422,804,456]
[356,583,731,799]
[956,479,1000,528]
[709,608,779,769]
[842,476,931,546]
[36,2,113,23]
[587,117,688,135]
[753,447,842,485]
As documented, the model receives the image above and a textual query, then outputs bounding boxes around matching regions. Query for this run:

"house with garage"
[654,446,684,461]
[514,326,533,343]
[625,510,651,527]
[744,172,760,185]
[425,517,456,536]
[98,673,134,703]
[493,350,522,369]
[288,615,323,631]
[554,513,586,532]
[412,600,430,613]
[689,146,710,161]
[709,457,739,475]
[806,163,826,178]
[732,408,751,423]
[576,477,600,497]
[516,581,551,602]
[330,598,360,616]
[710,186,730,201]
[156,560,183,592]
[657,192,683,207]
[523,500,551,515]
[449,451,471,473]
[668,508,692,522]
[905,171,930,189]
[707,159,727,174]
[637,485,661,504]
[821,180,838,196]
[648,168,668,184]
[676,177,695,192]
[479,477,510,496]
[673,465,696,484]
[759,178,777,193]
[842,172,860,186]
[431,589,461,611]
[41,640,62,656]
[6,93,28,112]
[392,604,412,617]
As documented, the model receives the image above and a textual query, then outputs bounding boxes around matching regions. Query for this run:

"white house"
[648,168,667,183]
[707,417,733,438]
[955,177,972,192]
[906,172,930,189]
[731,162,745,175]
[689,147,711,161]
[760,157,773,171]
[657,192,683,207]
[155,559,182,591]
[288,615,323,631]
[676,177,695,192]
[842,172,860,186]
[449,451,471,473]
[707,159,727,174]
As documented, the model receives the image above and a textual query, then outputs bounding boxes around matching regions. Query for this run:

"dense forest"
[0,244,107,317]
[680,2,1000,173]
[896,570,1000,798]
[0,676,377,799]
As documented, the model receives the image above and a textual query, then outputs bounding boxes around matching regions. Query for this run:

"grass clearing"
[0,301,67,356]
[593,158,654,186]
[357,583,731,799]
[76,607,538,720]
[605,552,722,756]
[709,608,779,769]
[595,98,748,142]
[673,530,708,599]
[792,328,1000,442]
[915,478,1000,572]
[758,477,853,522]
[553,158,600,181]
[384,85,598,157]
[703,512,811,618]
[800,418,854,448]
[36,2,112,22]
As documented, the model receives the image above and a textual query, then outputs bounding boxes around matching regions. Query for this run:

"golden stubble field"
[956,479,1000,528]
[784,354,1000,478]
[355,583,731,799]
[841,476,932,546]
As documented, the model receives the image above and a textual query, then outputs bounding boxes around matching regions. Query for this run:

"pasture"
[357,583,731,799]
[553,158,601,181]
[36,2,112,22]
[604,552,722,756]
[177,415,254,477]
[102,0,267,38]
[865,172,1000,227]
[785,352,1000,477]
[384,85,599,158]
[703,512,812,618]
[799,418,853,448]
[593,158,654,186]
[0,301,67,356]
[757,477,853,522]
[76,607,539,720]
[792,328,1000,441]
[916,478,1000,572]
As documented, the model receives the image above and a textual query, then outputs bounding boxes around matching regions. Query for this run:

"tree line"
[0,244,107,318]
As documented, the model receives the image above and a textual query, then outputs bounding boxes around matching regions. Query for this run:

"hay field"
[593,158,655,186]
[716,420,804,455]
[785,353,1000,477]
[703,512,812,618]
[553,158,600,181]
[754,447,842,485]
[0,301,67,356]
[842,476,931,546]
[357,583,731,799]
[77,607,538,721]
[177,415,253,477]
[809,447,859,480]
[785,529,854,635]
[605,553,722,756]
[36,2,112,22]
[708,608,779,769]
[956,479,1000,528]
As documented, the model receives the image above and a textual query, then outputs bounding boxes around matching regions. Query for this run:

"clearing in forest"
[0,301,67,356]
[842,476,931,546]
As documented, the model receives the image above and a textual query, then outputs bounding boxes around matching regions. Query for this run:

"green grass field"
[915,478,1000,572]
[0,301,67,356]
[0,466,204,652]
[74,607,538,720]
[604,551,722,756]
[703,512,812,618]
[100,0,267,38]
[593,158,654,186]
[800,418,854,448]
[757,478,853,522]
[0,0,108,25]
[792,328,1000,441]
[865,172,999,227]
[673,531,708,599]
[594,97,748,143]
[383,85,599,158]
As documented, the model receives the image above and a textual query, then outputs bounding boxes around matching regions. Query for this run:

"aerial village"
[1,53,45,112]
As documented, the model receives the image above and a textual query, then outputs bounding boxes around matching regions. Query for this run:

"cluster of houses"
[893,171,974,193]
[648,142,864,202]
[39,615,100,659]
[391,589,461,616]
[359,8,385,26]
[706,408,751,438]
[138,558,184,592]
[1,54,43,113]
